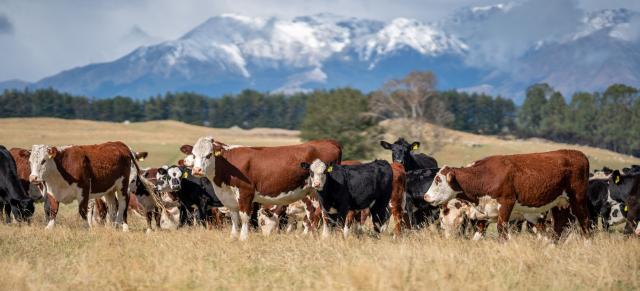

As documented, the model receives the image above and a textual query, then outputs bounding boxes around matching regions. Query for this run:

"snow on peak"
[573,8,636,40]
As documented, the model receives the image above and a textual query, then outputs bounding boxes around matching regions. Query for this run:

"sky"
[0,0,638,82]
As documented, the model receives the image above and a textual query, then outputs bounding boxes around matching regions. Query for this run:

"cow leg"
[551,207,572,240]
[45,194,59,230]
[2,202,10,224]
[154,207,161,228]
[115,186,130,232]
[343,210,355,239]
[390,202,405,237]
[497,201,514,240]
[321,212,331,239]
[78,191,90,228]
[229,210,240,239]
[103,193,117,225]
[146,211,153,233]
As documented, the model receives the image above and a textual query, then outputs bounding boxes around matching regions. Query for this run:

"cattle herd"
[1,136,639,241]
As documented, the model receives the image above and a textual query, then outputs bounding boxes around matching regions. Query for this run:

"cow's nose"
[29,175,38,183]
[192,167,203,176]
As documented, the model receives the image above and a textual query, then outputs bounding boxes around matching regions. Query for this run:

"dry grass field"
[1,118,639,290]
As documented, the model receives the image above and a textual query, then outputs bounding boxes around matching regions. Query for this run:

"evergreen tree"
[517,83,552,137]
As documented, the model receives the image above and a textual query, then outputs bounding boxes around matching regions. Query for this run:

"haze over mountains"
[1,3,638,103]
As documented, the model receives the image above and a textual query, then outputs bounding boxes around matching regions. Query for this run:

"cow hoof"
[121,223,129,232]
[239,233,249,241]
[146,228,152,234]
[44,221,55,230]
[472,232,483,241]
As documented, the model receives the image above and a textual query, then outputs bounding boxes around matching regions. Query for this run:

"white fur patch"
[254,187,311,205]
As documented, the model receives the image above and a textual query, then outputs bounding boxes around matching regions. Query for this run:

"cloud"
[0,14,13,34]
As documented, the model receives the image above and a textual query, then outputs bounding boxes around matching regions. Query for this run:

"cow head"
[608,203,627,226]
[424,166,462,205]
[258,208,279,236]
[380,138,420,164]
[28,145,58,183]
[183,137,222,177]
[440,199,472,239]
[300,159,332,190]
[156,166,183,192]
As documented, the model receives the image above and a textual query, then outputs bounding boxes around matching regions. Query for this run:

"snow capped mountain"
[2,6,639,102]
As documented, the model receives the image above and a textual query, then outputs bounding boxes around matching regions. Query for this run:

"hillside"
[1,118,638,170]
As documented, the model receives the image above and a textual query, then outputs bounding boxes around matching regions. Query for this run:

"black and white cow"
[155,165,224,228]
[0,145,34,223]
[300,159,397,238]
[586,178,614,231]
[607,170,640,236]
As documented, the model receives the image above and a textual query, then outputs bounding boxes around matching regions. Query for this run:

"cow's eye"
[205,153,212,159]
[40,159,46,165]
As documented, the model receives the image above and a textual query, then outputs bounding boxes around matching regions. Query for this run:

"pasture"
[1,118,639,290]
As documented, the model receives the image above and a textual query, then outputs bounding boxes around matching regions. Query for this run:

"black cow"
[379,138,438,170]
[586,178,613,231]
[300,159,394,238]
[0,145,34,223]
[608,170,640,235]
[379,138,439,229]
[156,165,223,227]
[405,168,440,228]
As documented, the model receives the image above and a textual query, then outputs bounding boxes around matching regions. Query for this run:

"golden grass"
[1,118,639,290]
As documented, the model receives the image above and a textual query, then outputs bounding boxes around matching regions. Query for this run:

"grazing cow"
[183,138,341,240]
[155,165,224,228]
[0,145,34,223]
[424,150,590,239]
[380,139,439,228]
[607,170,640,235]
[405,168,440,228]
[300,159,406,238]
[28,142,138,230]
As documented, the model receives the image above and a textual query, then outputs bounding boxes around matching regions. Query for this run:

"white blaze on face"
[440,198,469,239]
[29,144,52,182]
[258,209,279,236]
[308,159,327,190]
[167,167,183,189]
[191,137,215,176]
[183,154,195,168]
[424,167,460,206]
[608,203,626,225]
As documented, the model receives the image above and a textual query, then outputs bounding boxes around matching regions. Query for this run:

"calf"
[184,138,341,240]
[405,168,440,229]
[0,145,34,223]
[424,150,590,239]
[301,159,405,238]
[29,142,138,230]
[607,170,640,235]
[156,165,224,228]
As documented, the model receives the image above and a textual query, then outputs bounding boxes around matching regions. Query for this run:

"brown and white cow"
[29,142,140,231]
[183,137,341,240]
[424,150,590,239]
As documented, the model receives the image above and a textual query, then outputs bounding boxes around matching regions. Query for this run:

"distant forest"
[1,75,638,158]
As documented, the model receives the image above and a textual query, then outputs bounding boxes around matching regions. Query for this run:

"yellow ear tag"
[327,166,333,173]
[412,144,419,151]
[47,154,53,159]
[214,151,222,157]
[139,157,145,162]
[624,205,628,212]
[615,176,621,184]
[182,172,188,179]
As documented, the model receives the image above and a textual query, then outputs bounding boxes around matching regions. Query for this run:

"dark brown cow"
[183,137,341,240]
[29,142,139,231]
[424,150,590,239]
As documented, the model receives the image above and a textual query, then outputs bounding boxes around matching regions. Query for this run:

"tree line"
[1,73,638,159]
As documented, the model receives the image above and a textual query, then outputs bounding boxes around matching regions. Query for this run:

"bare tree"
[369,71,453,154]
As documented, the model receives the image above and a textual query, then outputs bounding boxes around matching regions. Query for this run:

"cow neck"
[450,167,484,201]
[43,151,76,191]
[210,149,251,187]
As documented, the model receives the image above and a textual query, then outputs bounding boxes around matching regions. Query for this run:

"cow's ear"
[47,147,58,159]
[411,142,420,151]
[19,149,31,158]
[380,141,392,150]
[446,171,455,184]
[612,170,622,185]
[300,162,310,170]
[136,152,148,161]
[180,145,193,154]
[178,159,185,167]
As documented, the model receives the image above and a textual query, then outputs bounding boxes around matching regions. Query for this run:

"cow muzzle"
[192,167,204,177]
[29,175,42,184]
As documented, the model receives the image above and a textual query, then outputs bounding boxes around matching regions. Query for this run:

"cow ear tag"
[214,151,222,157]
[139,157,145,162]
[412,144,419,151]
[327,166,333,173]
[48,154,53,159]
[182,172,188,179]
[624,205,628,212]
[615,176,621,184]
